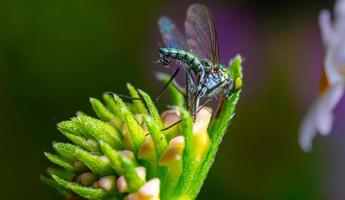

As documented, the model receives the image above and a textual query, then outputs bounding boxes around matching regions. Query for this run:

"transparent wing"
[185,4,220,63]
[158,16,187,49]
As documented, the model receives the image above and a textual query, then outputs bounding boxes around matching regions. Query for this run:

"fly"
[158,4,242,119]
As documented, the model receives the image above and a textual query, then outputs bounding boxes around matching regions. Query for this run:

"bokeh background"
[1,0,344,199]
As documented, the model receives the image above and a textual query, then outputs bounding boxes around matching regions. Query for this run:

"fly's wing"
[158,16,191,98]
[185,4,220,63]
[158,16,187,49]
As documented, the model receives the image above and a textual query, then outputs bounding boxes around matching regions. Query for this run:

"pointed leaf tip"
[90,97,117,122]
[137,89,163,128]
[44,152,74,172]
[127,83,148,114]
[51,175,110,200]
[53,143,113,175]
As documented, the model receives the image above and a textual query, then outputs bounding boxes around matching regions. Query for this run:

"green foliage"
[229,55,243,80]
[113,94,146,153]
[119,156,145,192]
[138,89,163,129]
[99,140,125,174]
[127,83,148,115]
[40,175,69,197]
[42,57,242,200]
[175,107,194,196]
[52,175,111,199]
[142,115,167,158]
[44,152,74,172]
[53,142,113,175]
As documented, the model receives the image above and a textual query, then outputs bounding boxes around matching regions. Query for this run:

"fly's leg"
[186,73,189,111]
[160,71,196,132]
[193,97,200,120]
[161,119,182,131]
[197,98,212,113]
[186,68,198,112]
[154,67,182,102]
[110,67,184,104]
[161,97,209,132]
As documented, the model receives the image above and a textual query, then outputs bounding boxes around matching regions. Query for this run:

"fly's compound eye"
[221,68,228,77]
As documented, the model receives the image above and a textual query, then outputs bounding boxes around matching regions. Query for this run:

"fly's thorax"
[201,60,213,71]
[198,68,229,97]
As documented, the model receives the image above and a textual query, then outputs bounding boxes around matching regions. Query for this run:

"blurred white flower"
[300,0,345,152]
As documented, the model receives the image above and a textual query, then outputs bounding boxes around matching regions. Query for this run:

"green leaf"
[155,72,185,107]
[229,55,243,79]
[40,175,69,197]
[209,91,240,141]
[44,152,74,172]
[47,167,75,181]
[74,116,123,149]
[61,132,101,155]
[113,94,145,153]
[99,140,124,175]
[142,115,167,159]
[99,140,144,192]
[51,175,110,200]
[53,143,113,175]
[90,97,116,122]
[175,107,194,196]
[127,83,148,114]
[120,155,145,192]
[58,120,90,138]
[138,89,163,129]
[103,93,122,117]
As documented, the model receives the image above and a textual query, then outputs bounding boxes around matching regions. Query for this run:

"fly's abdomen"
[159,48,203,72]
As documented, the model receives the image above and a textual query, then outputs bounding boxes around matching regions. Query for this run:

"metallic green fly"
[158,4,242,119]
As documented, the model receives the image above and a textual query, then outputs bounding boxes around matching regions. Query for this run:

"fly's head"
[160,55,170,65]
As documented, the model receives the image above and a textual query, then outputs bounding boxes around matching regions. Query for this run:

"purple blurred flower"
[299,0,345,152]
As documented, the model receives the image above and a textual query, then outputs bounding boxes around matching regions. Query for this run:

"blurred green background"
[0,0,342,199]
